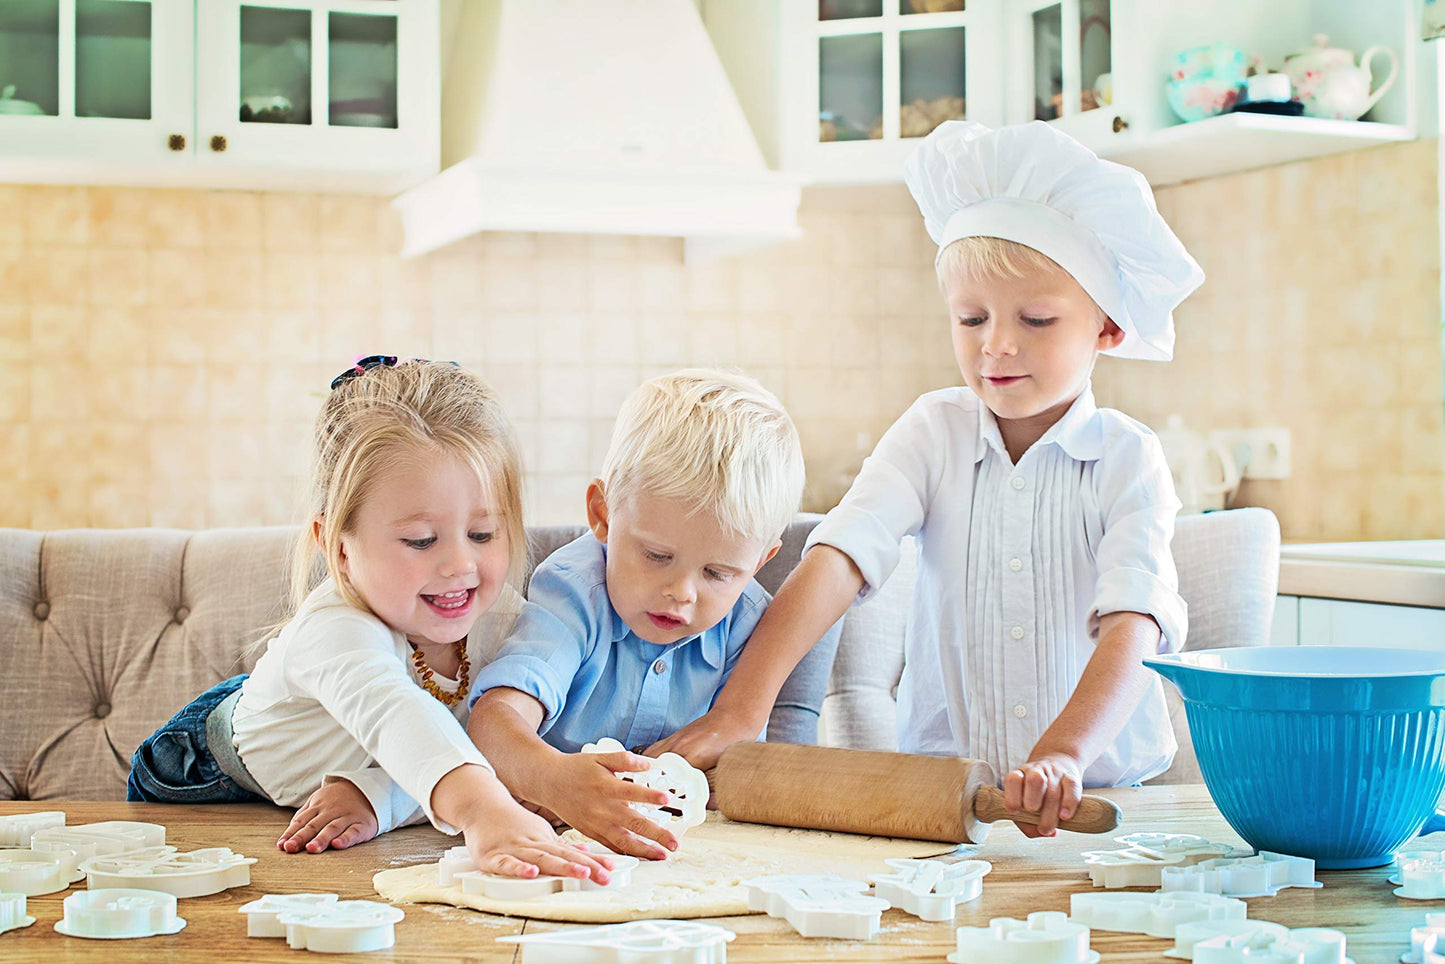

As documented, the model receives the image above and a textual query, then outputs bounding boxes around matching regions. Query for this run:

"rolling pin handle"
[972,785,1121,834]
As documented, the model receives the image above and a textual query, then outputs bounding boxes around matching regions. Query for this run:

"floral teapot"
[1283,34,1398,121]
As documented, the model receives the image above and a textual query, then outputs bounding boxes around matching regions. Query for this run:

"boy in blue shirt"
[467,369,805,861]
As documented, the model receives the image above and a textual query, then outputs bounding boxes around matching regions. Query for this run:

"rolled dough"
[373,813,953,923]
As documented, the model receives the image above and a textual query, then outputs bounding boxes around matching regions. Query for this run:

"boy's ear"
[1098,317,1126,351]
[585,479,610,543]
[753,539,782,573]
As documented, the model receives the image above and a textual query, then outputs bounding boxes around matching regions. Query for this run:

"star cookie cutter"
[1402,912,1445,964]
[0,849,70,896]
[1082,832,1243,889]
[238,894,341,938]
[32,821,168,882]
[499,919,735,963]
[871,857,991,921]
[54,888,187,939]
[455,854,640,900]
[949,911,1100,964]
[743,874,890,940]
[1069,891,1247,939]
[78,845,256,898]
[1395,853,1445,900]
[275,900,404,954]
[0,892,36,935]
[0,811,64,848]
[581,738,709,836]
[1159,851,1320,898]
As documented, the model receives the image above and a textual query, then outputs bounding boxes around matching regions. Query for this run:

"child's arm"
[468,686,680,861]
[1007,610,1161,837]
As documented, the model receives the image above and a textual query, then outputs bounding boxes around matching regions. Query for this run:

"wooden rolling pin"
[711,743,1121,845]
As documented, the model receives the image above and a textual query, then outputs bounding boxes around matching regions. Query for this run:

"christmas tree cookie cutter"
[0,811,64,848]
[0,849,71,896]
[0,892,36,935]
[1158,851,1320,899]
[1070,891,1247,939]
[499,919,735,964]
[238,894,341,937]
[1082,832,1242,889]
[78,845,255,898]
[871,857,991,921]
[54,888,186,939]
[275,900,404,954]
[743,874,890,940]
[581,738,709,836]
[949,911,1099,964]
[1402,912,1445,964]
[1394,853,1445,900]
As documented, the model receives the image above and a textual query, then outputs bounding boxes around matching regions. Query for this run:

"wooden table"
[0,788,1429,962]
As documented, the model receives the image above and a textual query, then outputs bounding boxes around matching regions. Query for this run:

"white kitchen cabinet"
[0,0,438,194]
[1291,597,1445,650]
[1270,594,1299,647]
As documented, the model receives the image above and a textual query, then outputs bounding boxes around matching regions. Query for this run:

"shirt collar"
[973,384,1103,464]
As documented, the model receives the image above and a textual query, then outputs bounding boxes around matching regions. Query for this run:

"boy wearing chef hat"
[654,120,1204,837]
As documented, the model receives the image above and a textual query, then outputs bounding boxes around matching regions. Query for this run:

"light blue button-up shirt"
[468,534,769,753]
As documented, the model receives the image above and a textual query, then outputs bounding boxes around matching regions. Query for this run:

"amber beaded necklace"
[411,640,469,707]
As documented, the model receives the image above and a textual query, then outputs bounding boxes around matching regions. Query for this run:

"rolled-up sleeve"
[1088,430,1188,652]
[324,766,422,835]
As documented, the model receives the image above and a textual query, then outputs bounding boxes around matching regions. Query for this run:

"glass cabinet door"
[899,24,966,138]
[0,0,61,117]
[1017,0,1116,138]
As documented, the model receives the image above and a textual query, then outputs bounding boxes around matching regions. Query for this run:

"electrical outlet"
[1208,428,1292,480]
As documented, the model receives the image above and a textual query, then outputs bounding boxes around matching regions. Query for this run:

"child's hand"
[278,779,379,854]
[1002,752,1084,838]
[465,805,616,882]
[646,710,759,772]
[538,749,681,861]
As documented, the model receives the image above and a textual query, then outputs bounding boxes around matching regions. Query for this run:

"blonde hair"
[598,369,804,544]
[289,360,527,616]
[936,236,1107,321]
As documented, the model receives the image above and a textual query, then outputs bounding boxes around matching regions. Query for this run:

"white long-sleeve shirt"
[229,579,521,834]
[806,385,1186,787]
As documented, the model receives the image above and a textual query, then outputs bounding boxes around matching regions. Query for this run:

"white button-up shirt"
[807,386,1186,787]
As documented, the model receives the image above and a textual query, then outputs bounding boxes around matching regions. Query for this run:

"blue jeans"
[127,674,264,804]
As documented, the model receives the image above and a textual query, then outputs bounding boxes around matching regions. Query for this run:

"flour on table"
[372,813,951,923]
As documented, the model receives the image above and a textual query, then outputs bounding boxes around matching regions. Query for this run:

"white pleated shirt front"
[806,386,1186,787]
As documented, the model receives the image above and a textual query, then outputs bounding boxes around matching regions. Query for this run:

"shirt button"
[652,659,667,675]
[1010,476,1025,491]
[1008,558,1022,572]
[1010,626,1025,640]
[1012,703,1028,719]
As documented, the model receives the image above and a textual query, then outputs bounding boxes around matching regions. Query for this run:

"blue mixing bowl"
[1146,646,1445,869]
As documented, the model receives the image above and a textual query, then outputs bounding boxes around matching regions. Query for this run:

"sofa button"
[95,702,111,718]
[1012,703,1028,719]
[33,601,50,620]
[174,607,190,623]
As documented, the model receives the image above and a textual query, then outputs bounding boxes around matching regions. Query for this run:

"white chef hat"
[904,120,1203,361]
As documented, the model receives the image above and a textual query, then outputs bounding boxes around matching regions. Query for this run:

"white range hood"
[395,0,803,262]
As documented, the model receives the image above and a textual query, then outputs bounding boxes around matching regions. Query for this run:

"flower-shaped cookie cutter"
[238,893,341,938]
[1070,891,1247,939]
[276,900,404,953]
[0,849,71,896]
[0,892,36,935]
[499,919,736,963]
[743,874,890,940]
[1184,926,1352,964]
[949,911,1100,964]
[581,738,709,836]
[1159,851,1320,899]
[1082,832,1242,889]
[78,845,256,898]
[1395,853,1445,900]
[1403,912,1445,964]
[32,821,168,882]
[0,811,64,848]
[54,888,186,939]
[455,853,640,900]
[871,857,991,921]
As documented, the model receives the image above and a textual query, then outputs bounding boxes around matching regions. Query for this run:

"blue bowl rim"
[1145,645,1445,679]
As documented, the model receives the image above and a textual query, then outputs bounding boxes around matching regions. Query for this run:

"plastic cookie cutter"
[276,900,404,954]
[1070,891,1247,939]
[499,919,736,964]
[78,846,256,898]
[948,911,1100,964]
[1166,920,1293,959]
[54,888,186,939]
[0,811,64,848]
[871,858,991,921]
[0,849,71,896]
[743,874,890,940]
[1082,833,1243,889]
[32,821,169,882]
[0,892,36,935]
[1395,853,1445,900]
[1402,912,1445,964]
[436,845,474,886]
[455,853,640,900]
[238,894,341,938]
[582,738,709,837]
[1188,927,1352,964]
[1159,852,1321,898]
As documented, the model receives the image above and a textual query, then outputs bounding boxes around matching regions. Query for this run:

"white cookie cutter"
[238,894,341,937]
[79,846,255,898]
[949,911,1100,964]
[1167,920,1293,959]
[456,854,640,900]
[0,849,71,896]
[54,888,186,939]
[1190,926,1352,964]
[500,919,736,964]
[582,738,708,836]
[744,874,889,940]
[32,821,168,882]
[1396,853,1445,900]
[1083,833,1242,889]
[276,900,404,954]
[0,892,35,935]
[1160,851,1320,899]
[1070,891,1247,939]
[1402,912,1445,964]
[871,858,991,921]
[436,845,474,886]
[0,811,64,848]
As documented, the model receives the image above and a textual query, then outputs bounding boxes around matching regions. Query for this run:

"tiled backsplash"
[3,137,1441,541]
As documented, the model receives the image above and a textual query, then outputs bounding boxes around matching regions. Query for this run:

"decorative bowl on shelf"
[1165,44,1247,123]
[0,84,44,116]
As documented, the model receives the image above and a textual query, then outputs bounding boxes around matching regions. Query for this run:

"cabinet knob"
[209,134,228,153]
[167,133,186,151]
[1112,115,1129,134]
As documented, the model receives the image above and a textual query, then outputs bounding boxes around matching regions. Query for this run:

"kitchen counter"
[1279,539,1445,608]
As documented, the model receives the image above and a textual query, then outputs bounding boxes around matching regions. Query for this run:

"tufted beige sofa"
[0,509,1278,801]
